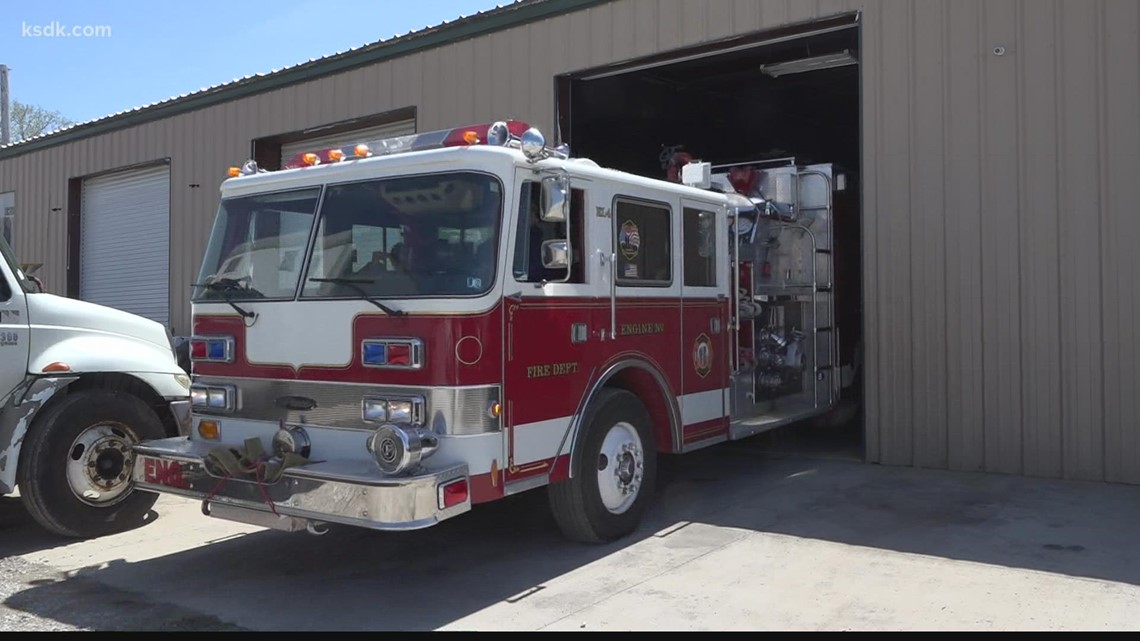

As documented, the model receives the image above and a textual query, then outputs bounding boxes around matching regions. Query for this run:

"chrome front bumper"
[132,437,471,531]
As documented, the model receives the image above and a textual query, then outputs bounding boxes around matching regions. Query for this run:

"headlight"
[190,386,208,406]
[387,400,414,424]
[361,396,424,426]
[363,398,388,423]
[190,384,236,412]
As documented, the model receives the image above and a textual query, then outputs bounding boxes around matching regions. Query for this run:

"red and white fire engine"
[133,120,859,543]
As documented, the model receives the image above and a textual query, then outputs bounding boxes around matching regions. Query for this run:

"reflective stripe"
[512,389,730,464]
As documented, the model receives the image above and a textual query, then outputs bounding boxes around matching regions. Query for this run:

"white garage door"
[280,118,416,165]
[81,165,170,327]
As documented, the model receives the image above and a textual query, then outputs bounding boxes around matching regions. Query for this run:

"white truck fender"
[0,369,190,495]
[0,375,78,494]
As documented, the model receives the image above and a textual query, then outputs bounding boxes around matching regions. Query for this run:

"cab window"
[683,207,717,287]
[615,198,671,287]
[513,183,585,284]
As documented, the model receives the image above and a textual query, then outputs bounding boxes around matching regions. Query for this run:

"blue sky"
[2,0,505,124]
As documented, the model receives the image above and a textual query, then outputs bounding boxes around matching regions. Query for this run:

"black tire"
[18,389,164,538]
[548,388,657,543]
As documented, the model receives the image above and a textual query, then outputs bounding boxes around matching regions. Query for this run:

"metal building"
[0,0,1137,483]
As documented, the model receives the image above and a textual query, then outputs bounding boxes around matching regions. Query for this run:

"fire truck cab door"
[678,200,730,445]
[501,172,599,485]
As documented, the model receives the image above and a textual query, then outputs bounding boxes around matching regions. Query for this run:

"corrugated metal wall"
[0,0,1136,482]
[860,0,1139,484]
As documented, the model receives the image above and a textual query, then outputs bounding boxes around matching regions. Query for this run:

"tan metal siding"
[632,0,658,58]
[859,0,883,466]
[980,0,1022,474]
[420,46,444,130]
[489,37,513,119]
[471,29,495,121]
[585,1,615,67]
[528,18,551,130]
[0,0,1137,482]
[910,0,949,469]
[1018,0,1063,478]
[872,0,915,466]
[1102,0,1140,484]
[1057,0,1105,480]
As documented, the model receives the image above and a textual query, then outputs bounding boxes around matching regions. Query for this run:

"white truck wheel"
[18,389,163,538]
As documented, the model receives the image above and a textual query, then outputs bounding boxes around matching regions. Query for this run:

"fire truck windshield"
[193,187,321,302]
[301,172,502,299]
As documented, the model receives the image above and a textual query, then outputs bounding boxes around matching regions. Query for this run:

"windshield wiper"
[191,278,261,319]
[308,278,406,317]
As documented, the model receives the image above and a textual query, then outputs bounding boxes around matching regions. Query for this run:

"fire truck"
[133,120,859,543]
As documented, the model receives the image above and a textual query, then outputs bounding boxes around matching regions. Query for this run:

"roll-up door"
[80,165,170,327]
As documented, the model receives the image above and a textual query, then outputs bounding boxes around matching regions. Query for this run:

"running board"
[729,406,834,440]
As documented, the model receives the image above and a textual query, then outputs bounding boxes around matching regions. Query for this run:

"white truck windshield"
[0,235,36,294]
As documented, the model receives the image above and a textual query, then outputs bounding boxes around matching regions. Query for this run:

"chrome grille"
[194,377,501,435]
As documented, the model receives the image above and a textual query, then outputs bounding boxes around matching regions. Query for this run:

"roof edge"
[0,0,610,161]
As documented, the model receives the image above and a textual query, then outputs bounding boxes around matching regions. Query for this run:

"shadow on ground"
[0,497,164,559]
[3,421,1139,630]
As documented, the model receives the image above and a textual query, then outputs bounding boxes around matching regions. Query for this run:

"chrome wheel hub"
[65,423,139,506]
[596,421,645,515]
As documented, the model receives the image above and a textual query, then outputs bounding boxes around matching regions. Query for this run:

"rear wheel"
[548,388,657,543]
[18,390,164,538]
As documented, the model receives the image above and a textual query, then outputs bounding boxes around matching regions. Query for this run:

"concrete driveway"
[1,438,1138,631]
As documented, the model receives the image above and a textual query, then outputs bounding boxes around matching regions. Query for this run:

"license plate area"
[140,456,200,489]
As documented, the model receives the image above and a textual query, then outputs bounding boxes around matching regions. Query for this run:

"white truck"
[0,234,191,538]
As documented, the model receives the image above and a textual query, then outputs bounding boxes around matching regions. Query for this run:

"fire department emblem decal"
[693,334,712,378]
[619,220,641,260]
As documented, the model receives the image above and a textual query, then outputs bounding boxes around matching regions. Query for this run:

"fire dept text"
[527,361,580,379]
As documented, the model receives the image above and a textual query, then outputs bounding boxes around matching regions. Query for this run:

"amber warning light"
[280,120,531,170]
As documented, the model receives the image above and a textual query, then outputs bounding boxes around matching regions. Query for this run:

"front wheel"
[18,389,164,538]
[548,388,657,543]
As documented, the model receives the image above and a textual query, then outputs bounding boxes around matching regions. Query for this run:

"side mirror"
[539,175,568,223]
[27,274,44,293]
[540,239,570,270]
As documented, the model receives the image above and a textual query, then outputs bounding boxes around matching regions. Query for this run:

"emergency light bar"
[281,120,533,170]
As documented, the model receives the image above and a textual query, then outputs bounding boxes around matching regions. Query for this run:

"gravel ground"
[0,556,79,631]
[0,554,241,631]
